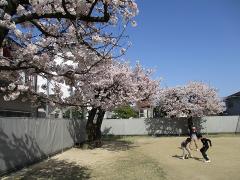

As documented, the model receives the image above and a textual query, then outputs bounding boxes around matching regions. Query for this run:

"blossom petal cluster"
[0,0,139,107]
[64,60,159,110]
[157,82,225,118]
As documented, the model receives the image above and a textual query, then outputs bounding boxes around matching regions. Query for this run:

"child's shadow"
[172,155,183,159]
[172,155,203,162]
[192,157,203,162]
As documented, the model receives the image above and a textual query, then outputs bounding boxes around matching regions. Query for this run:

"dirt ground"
[3,135,240,180]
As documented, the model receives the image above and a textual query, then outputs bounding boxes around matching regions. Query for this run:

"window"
[0,110,31,117]
[139,109,145,118]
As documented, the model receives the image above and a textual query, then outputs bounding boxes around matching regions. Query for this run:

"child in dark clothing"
[181,137,192,159]
[197,134,212,162]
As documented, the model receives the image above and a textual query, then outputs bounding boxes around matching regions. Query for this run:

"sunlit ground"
[3,134,240,180]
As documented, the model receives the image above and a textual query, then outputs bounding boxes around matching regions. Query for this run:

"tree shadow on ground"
[6,159,91,179]
[73,135,138,152]
[100,136,138,152]
[101,140,138,152]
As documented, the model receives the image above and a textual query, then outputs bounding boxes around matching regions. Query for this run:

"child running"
[181,137,192,159]
[197,134,212,163]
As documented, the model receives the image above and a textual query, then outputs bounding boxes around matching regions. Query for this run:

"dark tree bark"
[0,29,8,47]
[94,108,105,147]
[187,116,193,136]
[86,107,97,143]
[85,107,105,148]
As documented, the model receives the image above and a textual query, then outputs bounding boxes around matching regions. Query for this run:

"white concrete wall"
[102,116,240,135]
[201,116,240,133]
[0,118,86,175]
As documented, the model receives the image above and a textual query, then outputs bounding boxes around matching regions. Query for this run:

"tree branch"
[14,10,110,24]
[87,0,99,17]
[30,20,60,38]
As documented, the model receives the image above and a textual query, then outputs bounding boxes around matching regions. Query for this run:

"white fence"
[0,118,86,175]
[101,116,240,135]
[1,116,240,175]
[201,116,240,134]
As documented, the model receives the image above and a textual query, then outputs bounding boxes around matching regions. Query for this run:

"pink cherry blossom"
[157,82,225,118]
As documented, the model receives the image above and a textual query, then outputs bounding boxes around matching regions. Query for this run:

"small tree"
[112,105,138,119]
[156,82,225,132]
[63,108,84,119]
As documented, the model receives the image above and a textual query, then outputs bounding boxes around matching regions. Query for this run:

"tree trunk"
[94,108,105,147]
[187,117,193,135]
[0,8,6,47]
[86,107,105,148]
[0,29,8,48]
[86,108,97,143]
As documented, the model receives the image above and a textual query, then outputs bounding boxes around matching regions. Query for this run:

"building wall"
[225,97,240,115]
[0,94,37,117]
[104,111,115,119]
[138,108,154,118]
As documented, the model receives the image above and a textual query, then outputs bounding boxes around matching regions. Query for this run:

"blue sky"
[125,0,240,97]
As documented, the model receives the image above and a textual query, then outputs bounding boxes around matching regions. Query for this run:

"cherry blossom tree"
[0,0,139,105]
[66,61,159,146]
[156,82,225,132]
[0,1,160,146]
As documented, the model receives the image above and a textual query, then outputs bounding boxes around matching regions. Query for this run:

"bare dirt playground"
[4,135,240,180]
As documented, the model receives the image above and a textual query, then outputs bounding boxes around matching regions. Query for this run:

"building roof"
[137,101,151,109]
[225,91,240,100]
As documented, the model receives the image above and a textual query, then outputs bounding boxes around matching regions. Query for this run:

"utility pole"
[46,79,50,118]
[69,86,73,119]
